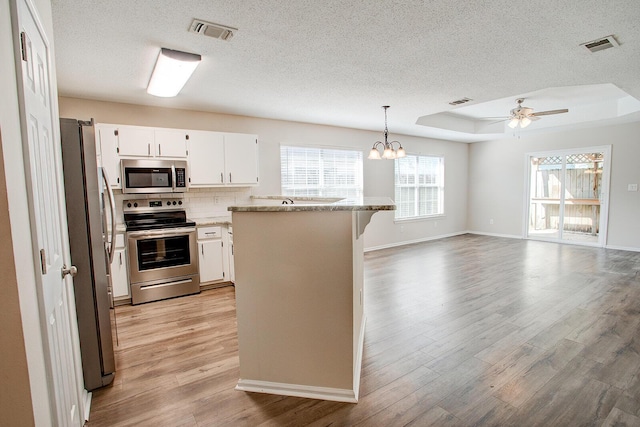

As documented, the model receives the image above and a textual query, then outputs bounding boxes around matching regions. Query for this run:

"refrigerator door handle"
[101,168,117,265]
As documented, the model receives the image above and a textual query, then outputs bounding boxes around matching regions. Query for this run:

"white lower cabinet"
[111,233,130,300]
[198,226,226,284]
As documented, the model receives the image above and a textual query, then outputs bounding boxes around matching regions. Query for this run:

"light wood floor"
[87,234,640,426]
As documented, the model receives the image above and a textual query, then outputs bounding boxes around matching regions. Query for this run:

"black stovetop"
[124,210,195,231]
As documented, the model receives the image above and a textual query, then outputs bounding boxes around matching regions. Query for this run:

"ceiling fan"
[505,98,569,129]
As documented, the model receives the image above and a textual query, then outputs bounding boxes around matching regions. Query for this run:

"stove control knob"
[178,201,182,205]
[172,201,177,205]
[127,203,132,208]
[133,202,138,208]
[167,201,171,206]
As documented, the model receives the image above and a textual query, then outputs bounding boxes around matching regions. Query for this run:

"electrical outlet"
[489,219,494,225]
[434,221,438,228]
[628,184,638,192]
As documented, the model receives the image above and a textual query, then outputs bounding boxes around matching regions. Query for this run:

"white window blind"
[280,145,363,199]
[395,155,444,220]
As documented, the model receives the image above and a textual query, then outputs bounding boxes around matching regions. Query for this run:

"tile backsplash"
[113,187,253,224]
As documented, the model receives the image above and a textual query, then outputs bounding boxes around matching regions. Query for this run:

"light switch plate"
[628,184,638,192]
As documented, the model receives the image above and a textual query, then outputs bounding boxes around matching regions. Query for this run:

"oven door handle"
[127,227,196,238]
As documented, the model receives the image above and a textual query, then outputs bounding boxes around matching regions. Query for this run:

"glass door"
[526,147,610,246]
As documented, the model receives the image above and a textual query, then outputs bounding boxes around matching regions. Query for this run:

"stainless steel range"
[124,198,199,304]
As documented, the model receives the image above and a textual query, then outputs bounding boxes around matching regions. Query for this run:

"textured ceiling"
[51,0,640,142]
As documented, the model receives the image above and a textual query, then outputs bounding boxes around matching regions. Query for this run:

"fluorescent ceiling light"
[147,48,201,97]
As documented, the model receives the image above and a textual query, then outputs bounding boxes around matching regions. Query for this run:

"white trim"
[605,244,640,253]
[364,231,468,252]
[235,379,358,403]
[82,392,91,422]
[468,231,523,239]
[352,315,366,400]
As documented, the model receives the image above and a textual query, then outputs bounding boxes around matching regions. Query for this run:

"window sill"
[394,214,445,224]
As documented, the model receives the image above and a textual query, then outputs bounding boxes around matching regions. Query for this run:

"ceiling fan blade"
[530,116,541,121]
[531,108,569,117]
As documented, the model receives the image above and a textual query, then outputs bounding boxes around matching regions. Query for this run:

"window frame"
[280,144,364,200]
[394,153,445,222]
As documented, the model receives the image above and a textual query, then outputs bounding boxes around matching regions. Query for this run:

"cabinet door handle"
[119,252,122,265]
[220,172,223,183]
[201,243,204,255]
[229,173,232,183]
[147,143,151,156]
[158,144,162,156]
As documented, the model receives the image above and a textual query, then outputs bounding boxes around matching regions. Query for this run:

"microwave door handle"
[101,167,117,264]
[171,164,176,192]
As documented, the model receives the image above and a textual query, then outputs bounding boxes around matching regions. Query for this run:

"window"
[280,145,363,199]
[395,155,444,220]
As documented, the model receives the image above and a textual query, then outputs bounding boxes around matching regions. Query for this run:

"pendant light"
[368,106,406,160]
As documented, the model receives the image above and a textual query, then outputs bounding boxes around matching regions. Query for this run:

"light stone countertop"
[228,197,395,212]
[193,215,233,226]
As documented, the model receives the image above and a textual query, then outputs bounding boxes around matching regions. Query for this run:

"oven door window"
[136,235,190,270]
[126,167,173,189]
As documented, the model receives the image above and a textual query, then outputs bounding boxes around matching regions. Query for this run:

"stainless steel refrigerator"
[60,118,116,390]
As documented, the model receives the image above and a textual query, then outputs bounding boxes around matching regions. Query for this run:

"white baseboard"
[82,391,92,422]
[236,379,358,403]
[605,244,640,252]
[353,315,366,400]
[364,231,468,252]
[467,231,523,239]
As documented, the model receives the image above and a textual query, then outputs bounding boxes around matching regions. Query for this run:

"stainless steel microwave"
[121,159,188,194]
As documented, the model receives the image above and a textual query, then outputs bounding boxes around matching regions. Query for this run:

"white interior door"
[13,0,83,425]
[525,146,611,247]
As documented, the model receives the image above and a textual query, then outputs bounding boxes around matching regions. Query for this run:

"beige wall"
[59,96,470,250]
[468,121,640,250]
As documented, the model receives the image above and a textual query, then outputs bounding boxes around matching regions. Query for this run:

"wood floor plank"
[84,235,640,426]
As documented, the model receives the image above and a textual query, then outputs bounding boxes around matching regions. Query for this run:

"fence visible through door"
[526,146,611,246]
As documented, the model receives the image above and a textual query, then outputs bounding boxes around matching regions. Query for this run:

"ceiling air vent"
[189,19,237,41]
[580,35,619,53]
[449,97,472,106]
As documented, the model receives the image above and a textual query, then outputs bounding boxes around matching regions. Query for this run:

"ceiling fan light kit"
[368,106,406,160]
[506,98,568,129]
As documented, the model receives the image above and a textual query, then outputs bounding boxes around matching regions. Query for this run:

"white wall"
[58,97,470,250]
[468,121,640,250]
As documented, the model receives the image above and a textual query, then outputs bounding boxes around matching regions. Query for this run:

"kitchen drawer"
[197,226,222,240]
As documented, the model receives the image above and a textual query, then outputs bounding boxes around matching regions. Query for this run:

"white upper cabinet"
[188,131,258,187]
[188,130,226,186]
[154,129,188,158]
[96,123,258,188]
[96,124,122,188]
[117,126,155,157]
[224,133,259,185]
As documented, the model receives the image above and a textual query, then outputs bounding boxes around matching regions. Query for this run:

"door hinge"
[223,272,225,278]
[222,241,224,247]
[255,139,258,144]
[20,32,27,62]
[39,248,47,274]
[114,129,119,136]
[185,134,189,140]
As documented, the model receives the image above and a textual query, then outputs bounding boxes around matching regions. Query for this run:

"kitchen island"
[228,197,394,402]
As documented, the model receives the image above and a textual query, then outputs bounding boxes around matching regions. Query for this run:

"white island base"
[230,199,393,402]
